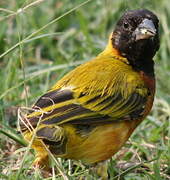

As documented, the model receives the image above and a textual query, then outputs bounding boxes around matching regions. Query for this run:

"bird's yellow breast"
[60,120,139,164]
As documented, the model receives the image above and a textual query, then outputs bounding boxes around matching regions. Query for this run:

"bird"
[20,9,160,179]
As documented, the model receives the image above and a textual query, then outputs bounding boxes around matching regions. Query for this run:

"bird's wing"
[20,84,148,131]
[20,57,150,130]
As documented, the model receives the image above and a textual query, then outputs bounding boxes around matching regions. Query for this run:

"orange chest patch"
[139,71,155,117]
[140,71,155,93]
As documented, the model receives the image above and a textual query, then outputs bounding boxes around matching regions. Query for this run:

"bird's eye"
[123,22,129,29]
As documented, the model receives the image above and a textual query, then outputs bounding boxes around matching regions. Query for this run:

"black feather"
[34,89,73,109]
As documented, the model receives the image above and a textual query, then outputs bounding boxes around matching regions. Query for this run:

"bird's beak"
[134,19,156,41]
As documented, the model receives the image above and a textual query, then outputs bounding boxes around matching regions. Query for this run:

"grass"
[0,0,170,179]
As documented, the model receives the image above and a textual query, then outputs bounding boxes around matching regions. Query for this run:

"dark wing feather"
[34,89,74,108]
[20,87,148,131]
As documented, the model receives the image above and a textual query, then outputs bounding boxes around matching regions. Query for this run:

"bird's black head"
[112,9,160,75]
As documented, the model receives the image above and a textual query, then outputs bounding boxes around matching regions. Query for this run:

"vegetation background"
[0,0,169,179]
